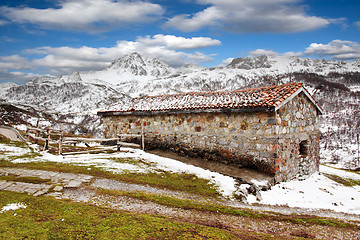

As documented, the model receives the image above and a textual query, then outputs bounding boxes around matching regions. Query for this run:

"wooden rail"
[25,125,145,155]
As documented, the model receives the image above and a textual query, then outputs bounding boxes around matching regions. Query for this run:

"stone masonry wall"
[274,92,320,182]
[103,111,279,175]
[102,92,320,182]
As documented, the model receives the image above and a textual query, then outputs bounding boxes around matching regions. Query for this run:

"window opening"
[299,140,308,157]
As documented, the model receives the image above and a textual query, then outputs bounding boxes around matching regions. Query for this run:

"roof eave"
[98,106,273,116]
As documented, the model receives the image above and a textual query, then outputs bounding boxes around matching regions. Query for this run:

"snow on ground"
[0,202,27,213]
[42,151,144,173]
[321,143,359,170]
[1,142,360,214]
[41,149,237,196]
[251,171,360,215]
[115,149,237,196]
[0,143,30,158]
[320,165,360,180]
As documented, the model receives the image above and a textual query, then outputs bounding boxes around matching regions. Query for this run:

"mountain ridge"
[1,52,359,112]
[0,52,359,169]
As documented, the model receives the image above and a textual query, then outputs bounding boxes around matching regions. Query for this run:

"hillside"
[0,52,359,169]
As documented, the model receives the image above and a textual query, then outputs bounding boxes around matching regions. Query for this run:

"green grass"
[5,152,42,161]
[96,189,358,229]
[97,189,263,218]
[0,138,220,197]
[0,191,242,240]
[323,173,360,187]
[109,157,155,167]
[0,160,220,198]
[0,135,28,148]
[0,175,51,184]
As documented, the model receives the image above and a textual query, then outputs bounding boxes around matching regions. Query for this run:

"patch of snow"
[0,202,27,213]
[320,165,360,180]
[42,152,144,173]
[14,124,27,132]
[0,82,17,97]
[252,172,360,214]
[349,85,360,92]
[113,149,237,196]
[0,143,30,157]
[11,147,237,197]
[321,143,359,170]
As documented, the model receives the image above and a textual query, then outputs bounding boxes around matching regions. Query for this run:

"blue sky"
[0,0,359,84]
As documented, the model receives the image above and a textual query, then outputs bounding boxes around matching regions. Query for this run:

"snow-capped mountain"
[4,71,131,114]
[2,52,359,113]
[0,82,18,98]
[1,52,359,169]
[81,52,178,86]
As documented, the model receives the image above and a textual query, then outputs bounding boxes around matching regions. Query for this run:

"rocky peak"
[107,52,147,75]
[58,72,83,83]
[352,59,360,67]
[105,52,175,78]
[227,55,272,69]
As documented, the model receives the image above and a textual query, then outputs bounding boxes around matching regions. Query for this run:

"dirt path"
[0,126,26,142]
[1,167,360,239]
[58,187,360,240]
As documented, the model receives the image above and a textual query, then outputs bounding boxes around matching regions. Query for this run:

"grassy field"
[0,191,276,240]
[0,159,220,198]
[0,135,221,198]
[1,137,360,239]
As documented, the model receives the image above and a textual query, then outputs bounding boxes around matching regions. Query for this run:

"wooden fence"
[25,126,145,155]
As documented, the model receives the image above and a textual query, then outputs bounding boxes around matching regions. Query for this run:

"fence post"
[141,122,145,151]
[58,130,63,155]
[43,128,50,151]
[117,135,121,151]
[357,134,359,167]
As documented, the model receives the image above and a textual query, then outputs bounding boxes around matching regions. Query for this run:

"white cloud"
[0,34,220,82]
[283,51,303,57]
[0,55,39,84]
[355,21,360,30]
[0,19,8,25]
[217,57,234,67]
[305,40,360,59]
[249,49,279,58]
[164,7,222,32]
[1,0,164,33]
[137,34,221,50]
[0,71,41,84]
[0,55,32,71]
[164,0,329,33]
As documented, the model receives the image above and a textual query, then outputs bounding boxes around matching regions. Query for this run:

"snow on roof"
[98,82,323,115]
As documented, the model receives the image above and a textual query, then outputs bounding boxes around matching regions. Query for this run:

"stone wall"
[274,92,320,182]
[102,92,320,182]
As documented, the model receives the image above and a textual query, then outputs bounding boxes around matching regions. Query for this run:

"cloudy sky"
[0,0,359,83]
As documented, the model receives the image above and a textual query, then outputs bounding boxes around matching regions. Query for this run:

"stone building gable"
[274,92,320,181]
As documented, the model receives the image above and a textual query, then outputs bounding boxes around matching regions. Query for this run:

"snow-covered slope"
[1,52,360,169]
[121,55,360,97]
[4,71,131,114]
[0,82,18,98]
[81,52,178,86]
[3,53,359,108]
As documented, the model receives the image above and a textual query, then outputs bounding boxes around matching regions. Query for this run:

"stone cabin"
[98,82,323,182]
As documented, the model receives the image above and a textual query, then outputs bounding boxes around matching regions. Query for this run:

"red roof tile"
[100,82,310,114]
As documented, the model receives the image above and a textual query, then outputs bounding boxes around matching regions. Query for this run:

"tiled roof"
[99,82,316,114]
